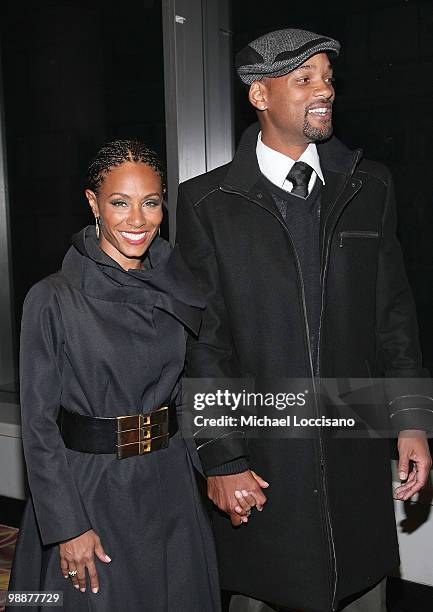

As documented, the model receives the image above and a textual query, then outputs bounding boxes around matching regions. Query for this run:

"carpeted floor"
[0,524,18,612]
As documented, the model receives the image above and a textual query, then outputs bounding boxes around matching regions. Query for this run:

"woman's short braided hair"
[86,139,165,193]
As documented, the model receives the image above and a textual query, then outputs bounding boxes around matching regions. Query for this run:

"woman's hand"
[59,529,111,594]
[207,470,269,526]
[233,470,270,516]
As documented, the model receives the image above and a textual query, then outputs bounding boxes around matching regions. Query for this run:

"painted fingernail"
[80,588,86,593]
[64,575,69,579]
[234,490,242,498]
[105,555,111,562]
[241,489,249,496]
[241,517,248,523]
[74,585,79,589]
[235,506,242,513]
[92,588,99,594]
[399,472,407,480]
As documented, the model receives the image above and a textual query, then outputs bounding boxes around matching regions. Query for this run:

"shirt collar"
[256,131,325,189]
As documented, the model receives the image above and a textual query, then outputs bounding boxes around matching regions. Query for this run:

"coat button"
[256,192,263,199]
[351,182,357,188]
[313,489,318,494]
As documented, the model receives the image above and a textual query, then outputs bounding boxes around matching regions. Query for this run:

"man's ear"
[249,80,268,111]
[84,189,99,218]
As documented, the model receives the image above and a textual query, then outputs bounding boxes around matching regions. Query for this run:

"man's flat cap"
[235,28,340,85]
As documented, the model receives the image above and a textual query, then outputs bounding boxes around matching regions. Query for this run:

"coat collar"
[61,226,205,335]
[221,122,362,195]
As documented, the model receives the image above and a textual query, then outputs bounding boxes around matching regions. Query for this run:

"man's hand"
[59,529,111,594]
[394,430,432,501]
[207,470,269,526]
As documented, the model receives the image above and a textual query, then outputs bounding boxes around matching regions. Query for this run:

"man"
[176,29,432,612]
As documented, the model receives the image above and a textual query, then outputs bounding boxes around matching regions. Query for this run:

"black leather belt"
[59,404,178,459]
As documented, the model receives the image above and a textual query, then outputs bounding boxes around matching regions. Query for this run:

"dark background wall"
[231,0,433,371]
[1,0,433,371]
[0,0,165,345]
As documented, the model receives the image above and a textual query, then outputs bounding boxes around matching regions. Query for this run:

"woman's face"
[85,161,163,270]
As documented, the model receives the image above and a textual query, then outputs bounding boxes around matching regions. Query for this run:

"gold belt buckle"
[115,409,168,459]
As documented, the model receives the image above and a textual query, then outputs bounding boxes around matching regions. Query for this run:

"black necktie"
[286,162,313,198]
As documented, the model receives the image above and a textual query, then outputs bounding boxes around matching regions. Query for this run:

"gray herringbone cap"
[235,28,340,85]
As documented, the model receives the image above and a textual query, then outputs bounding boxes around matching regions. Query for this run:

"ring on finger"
[68,570,78,577]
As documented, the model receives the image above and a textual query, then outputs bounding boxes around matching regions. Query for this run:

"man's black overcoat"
[176,123,430,612]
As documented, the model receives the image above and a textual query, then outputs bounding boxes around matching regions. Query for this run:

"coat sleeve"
[176,183,249,474]
[20,280,92,545]
[376,171,433,433]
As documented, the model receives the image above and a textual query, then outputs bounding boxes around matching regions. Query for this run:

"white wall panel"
[0,401,26,500]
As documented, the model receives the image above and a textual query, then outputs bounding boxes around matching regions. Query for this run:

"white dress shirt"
[256,132,325,196]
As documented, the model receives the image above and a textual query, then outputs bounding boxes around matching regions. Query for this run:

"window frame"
[162,0,233,242]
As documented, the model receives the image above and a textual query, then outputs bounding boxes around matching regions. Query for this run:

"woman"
[7,140,220,611]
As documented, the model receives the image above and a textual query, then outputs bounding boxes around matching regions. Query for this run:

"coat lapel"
[320,169,346,227]
[220,123,283,218]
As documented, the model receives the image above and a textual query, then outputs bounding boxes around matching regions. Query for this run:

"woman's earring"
[95,216,101,240]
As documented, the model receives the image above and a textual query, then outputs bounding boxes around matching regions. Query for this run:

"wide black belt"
[59,404,178,459]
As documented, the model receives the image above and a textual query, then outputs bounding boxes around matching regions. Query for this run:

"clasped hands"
[207,470,269,526]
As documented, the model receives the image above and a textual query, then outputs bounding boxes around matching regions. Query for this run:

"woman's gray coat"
[8,227,220,612]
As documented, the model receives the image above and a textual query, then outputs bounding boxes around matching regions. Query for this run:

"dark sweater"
[261,174,322,372]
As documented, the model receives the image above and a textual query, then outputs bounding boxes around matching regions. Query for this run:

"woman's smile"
[119,229,152,245]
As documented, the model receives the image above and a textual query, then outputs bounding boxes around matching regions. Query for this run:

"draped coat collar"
[61,226,204,335]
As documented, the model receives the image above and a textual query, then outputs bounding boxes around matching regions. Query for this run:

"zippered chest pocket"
[339,230,379,248]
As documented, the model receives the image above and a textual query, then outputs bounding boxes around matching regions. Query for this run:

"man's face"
[252,52,335,145]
